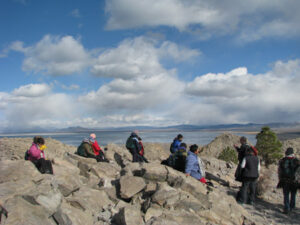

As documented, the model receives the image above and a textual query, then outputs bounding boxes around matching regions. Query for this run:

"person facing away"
[77,137,97,158]
[237,148,260,205]
[173,142,188,172]
[277,147,300,214]
[126,131,143,163]
[170,134,183,154]
[185,144,207,184]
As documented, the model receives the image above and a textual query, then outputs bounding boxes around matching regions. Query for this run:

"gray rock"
[142,163,168,182]
[151,183,179,207]
[120,175,146,199]
[113,206,144,225]
[3,196,54,225]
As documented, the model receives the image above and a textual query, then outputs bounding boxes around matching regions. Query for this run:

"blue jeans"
[283,184,297,211]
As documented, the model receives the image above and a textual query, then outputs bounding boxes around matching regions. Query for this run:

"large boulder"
[120,175,146,199]
[2,196,54,225]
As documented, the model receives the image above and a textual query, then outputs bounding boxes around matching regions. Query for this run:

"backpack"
[251,146,258,156]
[126,136,135,150]
[24,150,30,160]
[280,158,296,179]
[294,166,300,185]
[173,149,187,172]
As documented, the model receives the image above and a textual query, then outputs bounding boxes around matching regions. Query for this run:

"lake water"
[0,130,257,147]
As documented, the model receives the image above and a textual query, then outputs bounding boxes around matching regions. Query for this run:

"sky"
[0,0,300,131]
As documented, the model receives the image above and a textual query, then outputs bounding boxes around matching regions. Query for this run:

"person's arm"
[185,156,193,176]
[258,160,261,172]
[240,157,246,169]
[85,144,96,157]
[93,141,102,151]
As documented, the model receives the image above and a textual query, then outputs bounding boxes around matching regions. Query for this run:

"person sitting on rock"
[277,147,299,214]
[77,137,108,162]
[173,142,188,172]
[237,147,260,205]
[170,134,183,154]
[89,133,108,162]
[185,144,207,184]
[27,136,53,174]
[125,131,144,163]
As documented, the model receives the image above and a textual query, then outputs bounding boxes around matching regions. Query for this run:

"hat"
[89,137,95,143]
[90,133,96,139]
[285,147,294,156]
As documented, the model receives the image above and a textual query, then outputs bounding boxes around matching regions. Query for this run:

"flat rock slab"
[120,175,146,199]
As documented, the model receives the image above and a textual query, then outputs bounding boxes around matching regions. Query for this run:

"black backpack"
[24,150,30,160]
[280,158,297,179]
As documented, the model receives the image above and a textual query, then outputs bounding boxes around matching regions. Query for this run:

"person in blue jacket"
[185,144,207,184]
[170,134,183,154]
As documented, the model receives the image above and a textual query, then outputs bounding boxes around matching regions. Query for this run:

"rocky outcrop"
[282,137,300,155]
[0,136,299,225]
[200,133,242,158]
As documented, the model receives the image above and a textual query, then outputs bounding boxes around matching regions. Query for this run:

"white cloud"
[19,35,91,76]
[70,9,81,18]
[184,59,300,123]
[12,83,51,97]
[91,36,200,79]
[105,0,300,41]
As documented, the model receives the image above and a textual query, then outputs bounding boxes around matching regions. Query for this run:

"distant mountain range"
[1,122,300,134]
[57,122,300,133]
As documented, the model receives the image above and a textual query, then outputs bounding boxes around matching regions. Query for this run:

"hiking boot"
[246,201,254,206]
[283,209,290,215]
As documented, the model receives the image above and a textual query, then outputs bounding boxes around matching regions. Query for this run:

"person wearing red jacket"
[90,133,108,162]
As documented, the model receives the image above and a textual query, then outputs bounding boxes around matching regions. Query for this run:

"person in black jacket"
[277,148,299,214]
[237,148,260,205]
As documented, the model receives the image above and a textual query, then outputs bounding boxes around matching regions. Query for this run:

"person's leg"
[248,179,256,204]
[290,187,297,210]
[282,184,291,213]
[240,180,250,204]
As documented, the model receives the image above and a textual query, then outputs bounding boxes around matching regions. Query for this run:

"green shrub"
[218,147,238,164]
[256,126,283,167]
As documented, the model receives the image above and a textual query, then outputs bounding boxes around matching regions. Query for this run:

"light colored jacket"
[28,143,45,162]
[185,151,203,180]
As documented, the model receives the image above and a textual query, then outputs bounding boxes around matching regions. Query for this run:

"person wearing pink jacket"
[27,136,53,174]
[28,136,45,162]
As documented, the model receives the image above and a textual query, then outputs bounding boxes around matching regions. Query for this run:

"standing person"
[237,148,260,205]
[27,136,53,174]
[234,136,253,182]
[126,131,143,163]
[170,134,183,154]
[89,133,108,162]
[185,144,207,184]
[277,148,299,214]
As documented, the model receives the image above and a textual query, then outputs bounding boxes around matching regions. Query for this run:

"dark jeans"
[240,178,257,203]
[129,148,143,162]
[283,184,297,211]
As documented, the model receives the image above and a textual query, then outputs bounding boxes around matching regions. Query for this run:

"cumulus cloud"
[12,83,51,97]
[12,35,91,76]
[184,59,300,123]
[105,0,300,41]
[91,36,200,79]
[0,83,78,130]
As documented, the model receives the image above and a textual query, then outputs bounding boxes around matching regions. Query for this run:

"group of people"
[162,134,207,184]
[24,132,299,215]
[234,136,300,215]
[76,133,108,162]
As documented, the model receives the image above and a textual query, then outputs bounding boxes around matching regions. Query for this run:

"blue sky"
[0,0,300,131]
